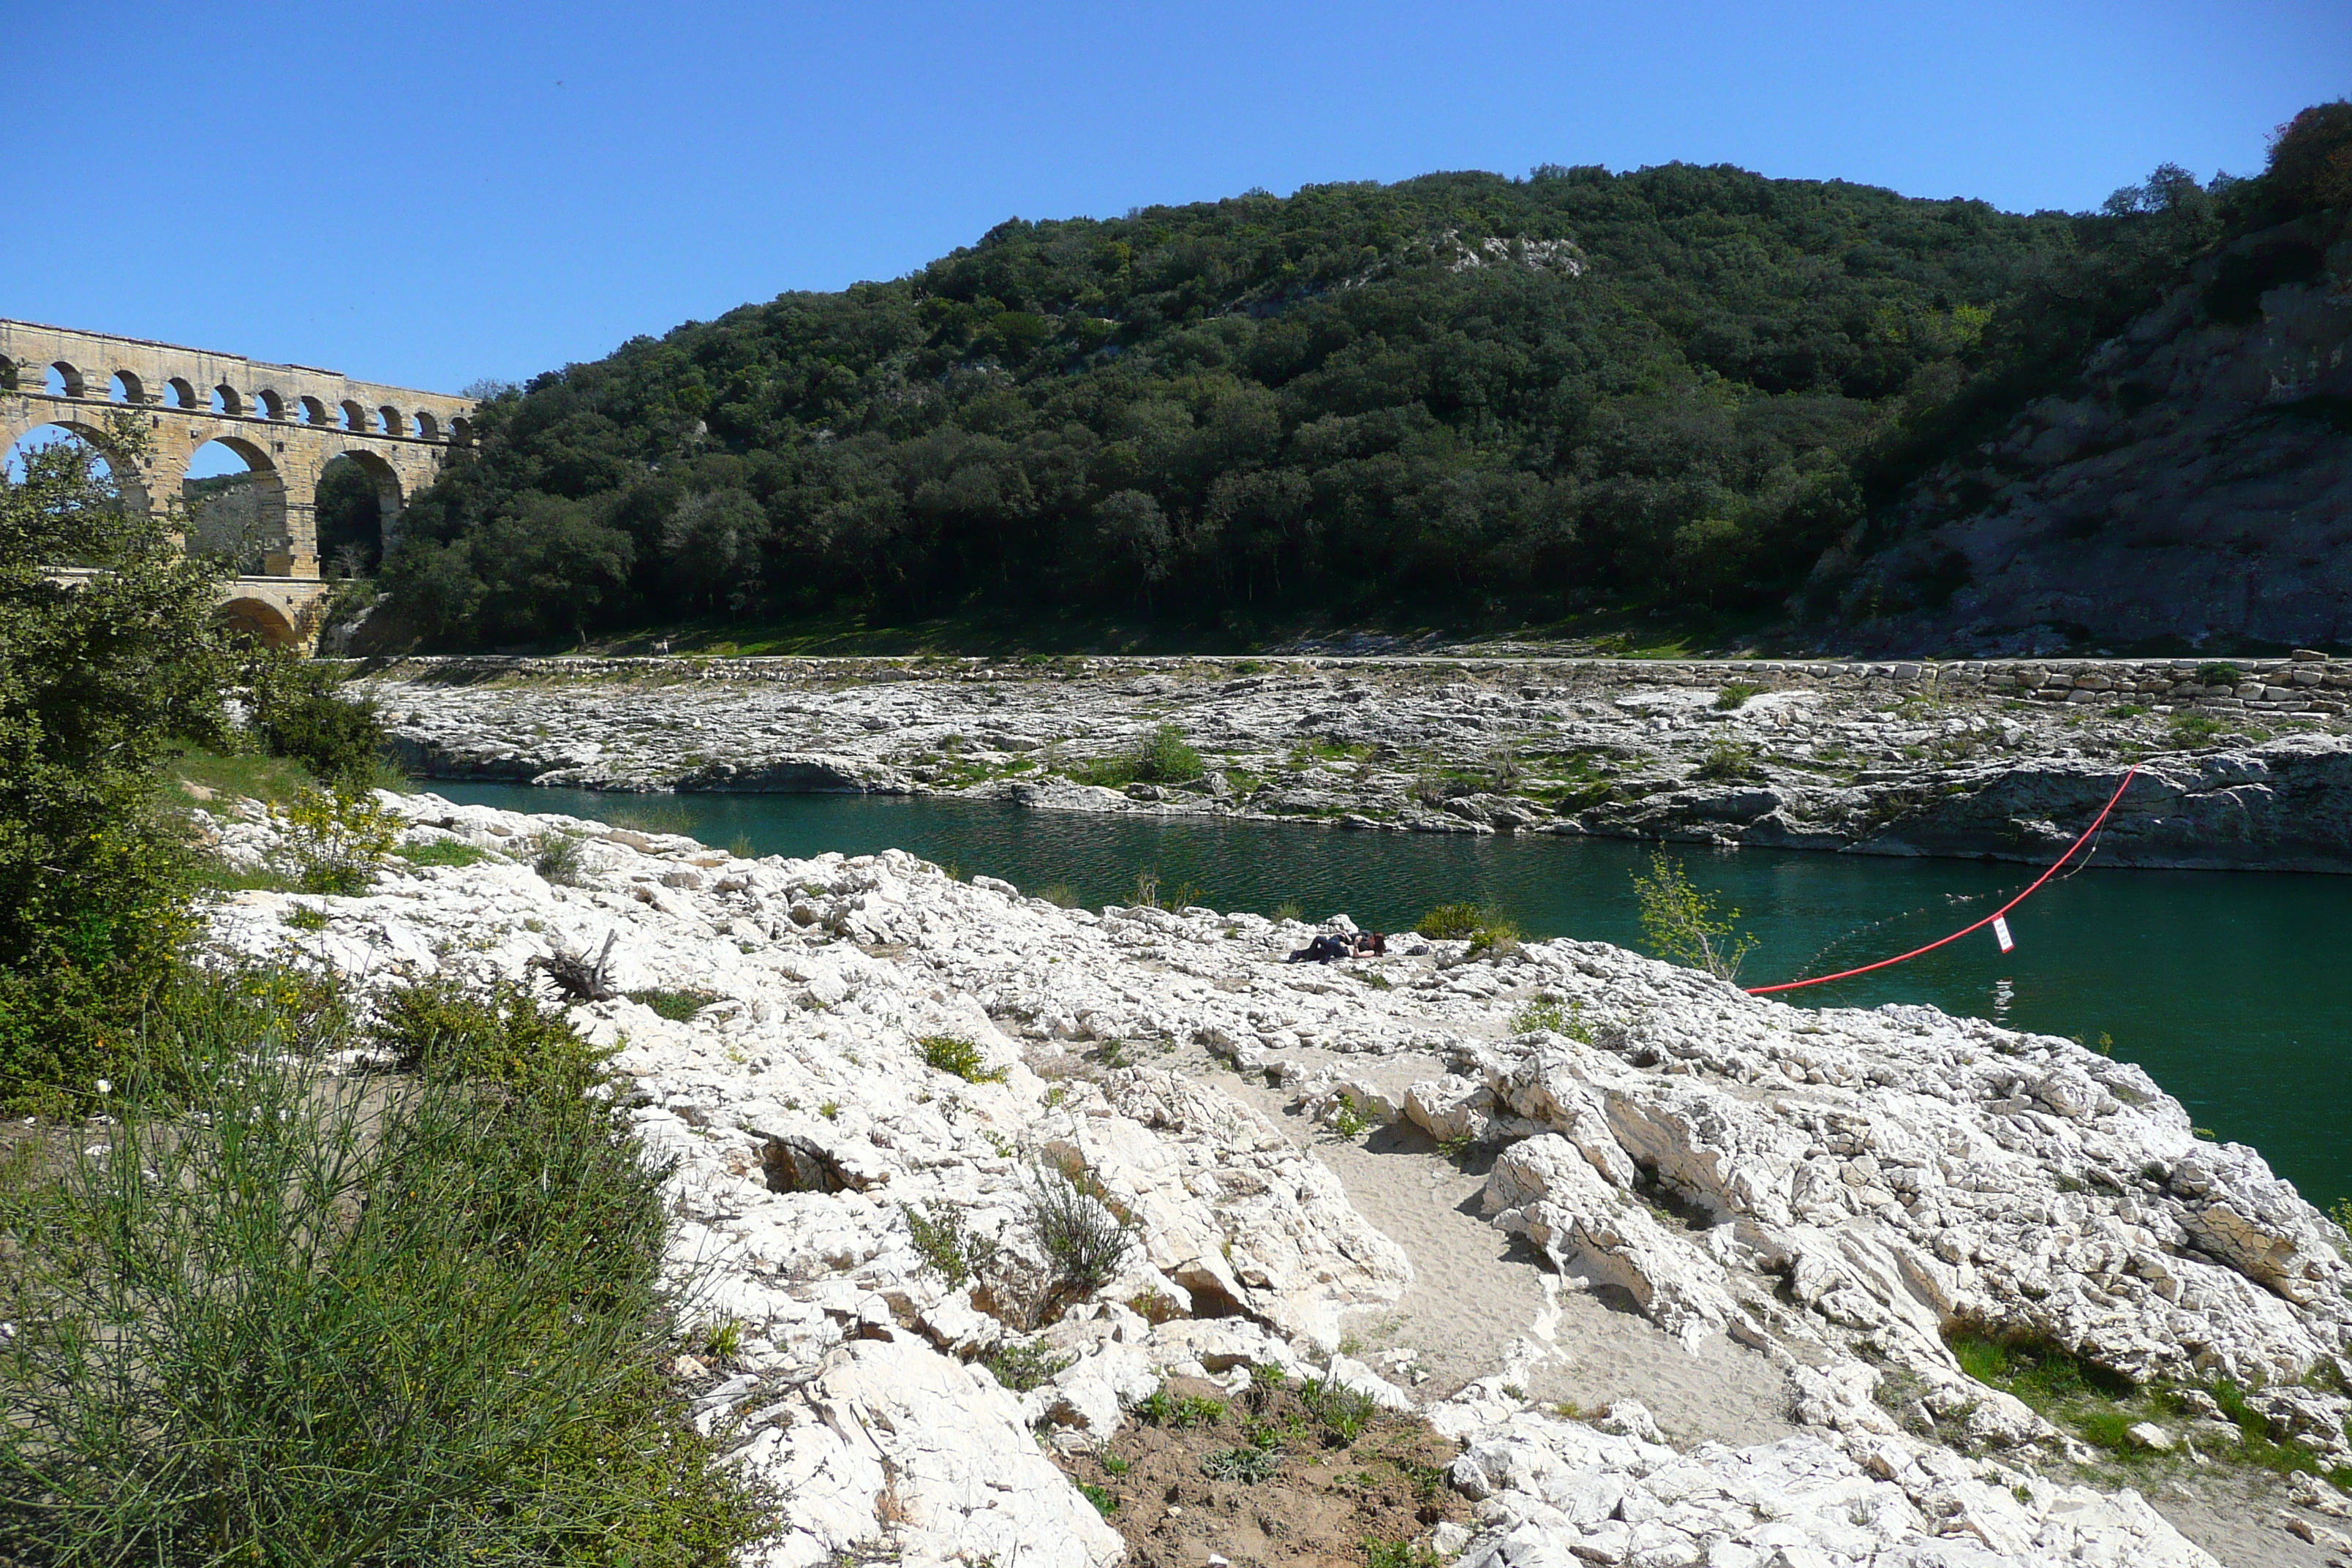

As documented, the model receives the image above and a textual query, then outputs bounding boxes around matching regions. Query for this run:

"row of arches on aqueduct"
[4,413,410,648]
[3,327,476,647]
[0,354,471,445]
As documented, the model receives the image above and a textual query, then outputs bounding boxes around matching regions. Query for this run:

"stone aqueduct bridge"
[1,320,473,647]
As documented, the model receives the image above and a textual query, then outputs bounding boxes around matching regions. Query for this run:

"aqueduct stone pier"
[1,320,473,648]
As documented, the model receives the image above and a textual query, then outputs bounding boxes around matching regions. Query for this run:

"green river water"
[429,782,2351,1211]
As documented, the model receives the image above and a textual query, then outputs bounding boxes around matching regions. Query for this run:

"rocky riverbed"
[197,787,2352,1567]
[356,652,2352,872]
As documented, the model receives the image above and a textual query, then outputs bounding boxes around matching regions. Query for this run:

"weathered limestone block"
[774,1334,1123,1568]
[1440,1404,2219,1568]
[1482,1134,1745,1350]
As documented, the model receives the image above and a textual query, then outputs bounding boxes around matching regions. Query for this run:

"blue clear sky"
[8,1,2343,396]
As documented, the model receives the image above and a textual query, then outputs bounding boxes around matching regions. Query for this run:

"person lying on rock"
[1286,932,1355,963]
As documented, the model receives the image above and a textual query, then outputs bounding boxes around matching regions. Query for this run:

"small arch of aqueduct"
[1,319,474,649]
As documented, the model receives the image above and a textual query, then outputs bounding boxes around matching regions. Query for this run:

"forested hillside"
[377,118,2334,650]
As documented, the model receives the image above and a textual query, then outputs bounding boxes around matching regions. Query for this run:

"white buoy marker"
[1992,915,2015,954]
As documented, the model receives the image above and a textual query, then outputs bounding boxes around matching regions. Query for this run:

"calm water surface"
[429,783,2352,1210]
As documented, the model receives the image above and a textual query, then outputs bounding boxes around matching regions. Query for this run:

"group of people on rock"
[1285,930,1387,964]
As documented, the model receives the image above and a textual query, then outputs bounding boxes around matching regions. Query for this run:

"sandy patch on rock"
[1191,1044,1798,1450]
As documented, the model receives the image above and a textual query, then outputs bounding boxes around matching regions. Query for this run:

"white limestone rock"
[760,1333,1123,1567]
[197,788,2352,1567]
[1438,1403,2219,1568]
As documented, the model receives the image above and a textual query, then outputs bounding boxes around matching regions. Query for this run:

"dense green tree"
[0,418,230,1104]
[2262,99,2352,217]
[382,129,2310,646]
[663,487,769,615]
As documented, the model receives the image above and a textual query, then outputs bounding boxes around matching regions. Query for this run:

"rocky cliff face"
[1833,216,2352,654]
[194,790,2352,1565]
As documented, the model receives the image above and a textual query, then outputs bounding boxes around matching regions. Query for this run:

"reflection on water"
[424,782,2352,1210]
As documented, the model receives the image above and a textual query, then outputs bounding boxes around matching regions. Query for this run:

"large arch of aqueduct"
[0,320,474,649]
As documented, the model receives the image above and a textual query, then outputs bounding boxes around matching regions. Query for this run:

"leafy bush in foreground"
[0,416,230,1112]
[371,971,612,1093]
[0,962,771,1561]
[279,786,403,895]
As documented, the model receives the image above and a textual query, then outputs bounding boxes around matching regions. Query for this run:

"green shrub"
[1022,1163,1136,1300]
[905,1201,1000,1288]
[1714,682,1760,711]
[1137,1384,1227,1428]
[370,974,611,1095]
[1300,1376,1382,1444]
[1632,851,1758,982]
[1201,1445,1284,1484]
[1136,723,1205,783]
[627,987,719,1021]
[1693,738,1763,781]
[1510,995,1569,1033]
[282,904,329,931]
[2168,713,2226,745]
[1079,1482,1118,1518]
[701,1318,745,1362]
[1072,723,1203,787]
[1364,1540,1444,1568]
[530,829,587,884]
[1416,902,1482,940]
[2196,662,2243,687]
[1418,901,1520,957]
[919,1033,1008,1084]
[1465,915,1523,959]
[0,961,769,1562]
[244,650,392,788]
[0,418,228,1108]
[393,837,489,867]
[981,1339,1075,1392]
[279,787,402,895]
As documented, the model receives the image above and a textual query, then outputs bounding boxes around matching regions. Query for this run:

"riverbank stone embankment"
[353,652,2352,872]
[193,788,2352,1566]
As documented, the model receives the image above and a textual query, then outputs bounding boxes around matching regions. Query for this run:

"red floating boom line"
[1745,763,2142,997]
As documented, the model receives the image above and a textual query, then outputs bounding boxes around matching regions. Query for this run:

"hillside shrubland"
[380,105,2348,649]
